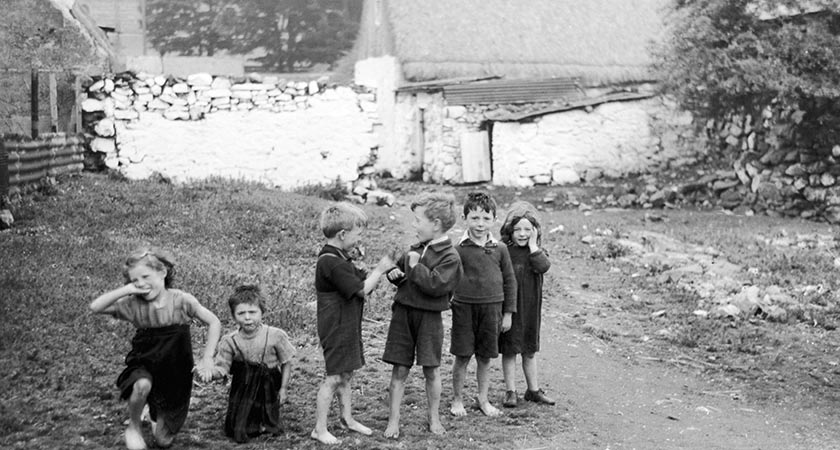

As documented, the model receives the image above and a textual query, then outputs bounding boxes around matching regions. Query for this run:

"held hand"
[193,358,214,382]
[279,387,288,404]
[375,255,395,273]
[407,251,421,268]
[501,313,513,333]
[386,268,405,282]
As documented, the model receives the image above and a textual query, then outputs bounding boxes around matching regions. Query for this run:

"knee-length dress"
[499,246,551,355]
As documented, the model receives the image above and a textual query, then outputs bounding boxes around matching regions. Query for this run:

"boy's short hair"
[320,202,368,238]
[462,191,497,217]
[228,284,266,315]
[411,192,457,231]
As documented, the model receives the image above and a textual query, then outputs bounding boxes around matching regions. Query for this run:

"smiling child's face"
[512,217,536,247]
[464,207,494,241]
[127,264,166,302]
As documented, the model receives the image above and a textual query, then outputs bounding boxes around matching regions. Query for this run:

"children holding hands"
[90,247,221,450]
[382,193,463,438]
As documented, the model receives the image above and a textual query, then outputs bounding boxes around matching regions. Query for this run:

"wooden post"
[0,138,7,200]
[73,75,82,133]
[49,72,58,133]
[30,68,39,138]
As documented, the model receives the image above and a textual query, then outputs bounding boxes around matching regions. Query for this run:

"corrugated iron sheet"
[3,134,86,194]
[443,78,585,105]
[486,92,655,122]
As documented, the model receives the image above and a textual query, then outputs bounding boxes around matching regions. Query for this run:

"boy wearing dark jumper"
[449,192,517,417]
[382,193,463,438]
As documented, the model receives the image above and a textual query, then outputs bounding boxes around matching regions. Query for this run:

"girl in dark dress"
[498,202,556,408]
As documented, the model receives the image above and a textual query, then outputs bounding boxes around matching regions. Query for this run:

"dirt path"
[516,257,839,449]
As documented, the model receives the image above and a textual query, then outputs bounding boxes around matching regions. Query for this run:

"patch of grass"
[0,173,560,449]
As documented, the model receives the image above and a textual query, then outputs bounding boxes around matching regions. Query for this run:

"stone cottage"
[353,0,694,187]
[0,0,115,135]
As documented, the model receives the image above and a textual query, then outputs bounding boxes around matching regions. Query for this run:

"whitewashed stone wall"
[114,90,378,189]
[492,98,696,187]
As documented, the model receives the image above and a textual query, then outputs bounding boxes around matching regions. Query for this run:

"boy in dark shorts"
[449,192,517,418]
[312,203,394,445]
[382,193,463,438]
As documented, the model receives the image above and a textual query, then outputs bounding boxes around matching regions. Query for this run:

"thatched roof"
[356,0,668,86]
[49,0,116,70]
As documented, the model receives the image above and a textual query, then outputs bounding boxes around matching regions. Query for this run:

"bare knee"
[422,366,439,381]
[133,378,152,398]
[392,365,410,381]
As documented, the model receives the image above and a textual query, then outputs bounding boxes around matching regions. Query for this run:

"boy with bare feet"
[449,192,517,418]
[382,193,462,438]
[311,203,393,445]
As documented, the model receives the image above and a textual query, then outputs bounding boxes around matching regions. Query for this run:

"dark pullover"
[389,238,463,312]
[453,237,517,313]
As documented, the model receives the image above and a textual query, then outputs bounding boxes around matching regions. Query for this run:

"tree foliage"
[146,0,362,71]
[654,0,840,151]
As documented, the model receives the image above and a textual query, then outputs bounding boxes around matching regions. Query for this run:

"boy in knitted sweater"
[449,192,517,417]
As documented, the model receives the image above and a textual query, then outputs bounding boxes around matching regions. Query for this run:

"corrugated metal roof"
[443,78,585,105]
[486,91,655,122]
[396,76,500,93]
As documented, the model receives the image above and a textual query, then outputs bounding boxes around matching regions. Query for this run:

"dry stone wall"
[81,72,381,189]
[705,106,840,223]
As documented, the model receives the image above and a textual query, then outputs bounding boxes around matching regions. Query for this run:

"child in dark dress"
[90,246,221,450]
[498,201,555,407]
[311,202,393,445]
[211,285,296,443]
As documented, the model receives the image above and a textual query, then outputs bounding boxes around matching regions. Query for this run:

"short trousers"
[449,300,502,359]
[382,303,444,367]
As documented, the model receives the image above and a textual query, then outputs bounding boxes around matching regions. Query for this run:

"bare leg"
[125,378,150,450]
[384,365,410,438]
[476,356,501,417]
[502,353,517,392]
[450,355,471,416]
[423,366,445,434]
[338,371,371,435]
[311,374,341,445]
[522,353,538,391]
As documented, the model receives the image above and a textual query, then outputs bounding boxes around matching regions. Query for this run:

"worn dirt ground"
[3,176,840,449]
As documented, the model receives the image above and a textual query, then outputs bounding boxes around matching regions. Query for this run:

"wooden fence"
[0,134,87,197]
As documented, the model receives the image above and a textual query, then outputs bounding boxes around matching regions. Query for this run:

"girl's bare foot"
[310,429,340,445]
[339,417,372,435]
[477,399,502,417]
[449,400,467,416]
[124,425,146,450]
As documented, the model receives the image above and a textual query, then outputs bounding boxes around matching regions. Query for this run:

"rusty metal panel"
[443,78,585,105]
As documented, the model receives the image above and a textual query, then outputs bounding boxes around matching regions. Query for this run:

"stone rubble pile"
[580,229,839,324]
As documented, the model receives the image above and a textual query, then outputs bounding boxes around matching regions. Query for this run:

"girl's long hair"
[123,246,177,288]
[500,201,542,246]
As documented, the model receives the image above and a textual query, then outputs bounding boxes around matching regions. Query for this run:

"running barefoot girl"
[90,247,221,449]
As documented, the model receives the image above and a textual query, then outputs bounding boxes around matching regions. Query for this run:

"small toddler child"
[211,285,296,443]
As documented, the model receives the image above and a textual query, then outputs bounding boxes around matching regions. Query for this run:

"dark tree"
[146,0,362,71]
[147,0,234,57]
[654,0,840,151]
